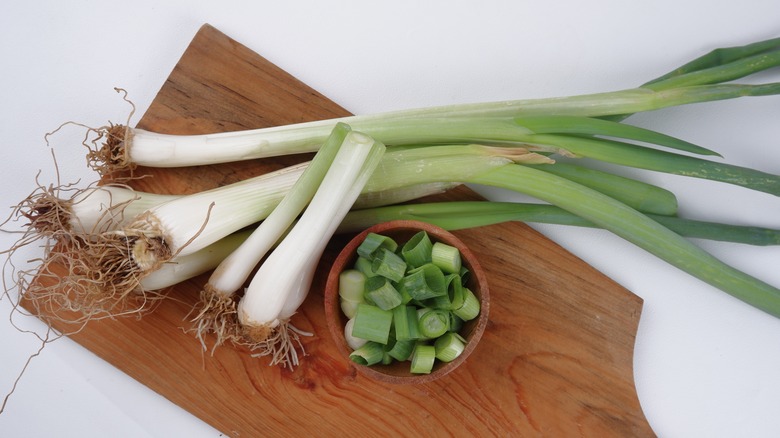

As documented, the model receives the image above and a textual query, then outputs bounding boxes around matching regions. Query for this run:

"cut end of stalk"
[189,285,241,354]
[478,145,556,164]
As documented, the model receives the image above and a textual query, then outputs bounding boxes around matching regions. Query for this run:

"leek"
[236,131,385,367]
[127,199,780,298]
[192,123,352,348]
[47,144,514,317]
[469,165,780,317]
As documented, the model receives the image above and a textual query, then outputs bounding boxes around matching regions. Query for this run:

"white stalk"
[131,183,457,293]
[237,131,385,358]
[133,162,307,259]
[104,144,514,265]
[69,185,177,233]
[75,143,517,318]
[206,123,351,298]
[139,230,252,291]
[351,181,460,209]
[99,80,773,173]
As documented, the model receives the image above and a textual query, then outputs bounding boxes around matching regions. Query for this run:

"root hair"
[243,319,312,370]
[189,286,241,354]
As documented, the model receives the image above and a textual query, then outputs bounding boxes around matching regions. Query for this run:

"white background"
[2,1,780,437]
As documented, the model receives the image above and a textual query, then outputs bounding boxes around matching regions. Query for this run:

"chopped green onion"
[338,269,366,302]
[410,344,437,374]
[344,318,368,350]
[447,274,465,310]
[351,303,393,344]
[349,342,385,366]
[370,248,407,282]
[339,230,482,372]
[401,263,447,300]
[386,339,415,361]
[353,256,378,278]
[393,304,414,341]
[434,332,467,363]
[364,276,403,311]
[453,288,481,321]
[424,274,464,310]
[340,298,361,320]
[357,232,398,259]
[418,308,451,339]
[401,231,433,268]
[431,242,461,274]
[449,313,464,333]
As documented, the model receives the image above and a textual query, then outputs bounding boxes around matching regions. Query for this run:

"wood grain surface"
[30,24,654,437]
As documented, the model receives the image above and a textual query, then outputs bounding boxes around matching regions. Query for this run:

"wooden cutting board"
[31,24,654,436]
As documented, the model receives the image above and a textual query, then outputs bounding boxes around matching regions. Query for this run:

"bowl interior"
[324,220,489,384]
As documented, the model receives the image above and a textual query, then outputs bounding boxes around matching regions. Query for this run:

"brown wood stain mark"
[24,24,655,437]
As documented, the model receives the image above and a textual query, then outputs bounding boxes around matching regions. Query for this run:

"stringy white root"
[190,286,241,353]
[244,320,312,370]
[191,289,311,368]
[86,123,134,177]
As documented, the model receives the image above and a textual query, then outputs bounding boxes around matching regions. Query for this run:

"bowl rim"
[324,220,490,384]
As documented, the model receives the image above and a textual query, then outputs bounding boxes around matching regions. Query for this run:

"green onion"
[447,274,465,310]
[418,308,451,339]
[357,232,398,259]
[92,43,780,176]
[205,123,351,304]
[401,264,447,300]
[528,161,678,216]
[423,274,464,311]
[341,231,481,373]
[434,333,467,363]
[338,269,366,302]
[353,256,378,278]
[470,164,780,317]
[349,342,385,366]
[453,288,481,322]
[524,133,780,196]
[644,37,780,88]
[339,201,780,247]
[515,114,720,156]
[370,248,407,282]
[236,131,386,366]
[364,276,403,311]
[139,230,252,291]
[386,339,416,362]
[351,303,394,344]
[410,344,437,374]
[401,231,433,268]
[449,314,464,333]
[340,299,361,320]
[344,318,368,350]
[393,305,422,341]
[431,242,461,275]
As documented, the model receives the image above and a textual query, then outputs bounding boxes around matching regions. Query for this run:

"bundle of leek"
[6,36,780,366]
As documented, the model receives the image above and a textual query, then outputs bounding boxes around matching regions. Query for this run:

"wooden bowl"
[324,220,490,384]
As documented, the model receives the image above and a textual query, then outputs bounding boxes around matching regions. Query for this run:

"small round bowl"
[324,220,490,384]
